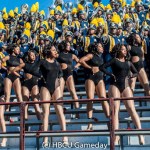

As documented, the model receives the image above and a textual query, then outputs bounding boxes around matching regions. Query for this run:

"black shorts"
[87,71,103,85]
[40,78,60,95]
[0,75,4,96]
[7,74,19,83]
[110,77,129,93]
[133,61,144,72]
[62,68,73,81]
[22,77,38,91]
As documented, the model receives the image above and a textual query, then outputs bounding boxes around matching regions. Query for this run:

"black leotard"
[22,61,41,91]
[57,52,73,81]
[39,59,62,95]
[6,55,20,82]
[101,58,138,92]
[7,55,20,67]
[85,53,104,85]
[130,46,144,72]
[0,74,4,96]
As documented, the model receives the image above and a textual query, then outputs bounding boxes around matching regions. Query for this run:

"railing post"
[109,98,115,150]
[36,132,40,150]
[20,102,26,150]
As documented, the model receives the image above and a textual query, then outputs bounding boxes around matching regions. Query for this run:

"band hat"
[46,30,54,42]
[135,1,143,6]
[89,24,97,30]
[110,22,118,29]
[0,29,6,35]
[106,9,113,15]
[78,4,85,15]
[65,31,73,37]
[21,29,31,41]
[39,31,46,40]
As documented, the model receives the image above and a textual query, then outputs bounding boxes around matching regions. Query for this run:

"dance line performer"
[39,44,68,145]
[127,33,150,95]
[101,44,145,145]
[79,42,110,130]
[0,59,7,147]
[13,50,42,121]
[2,44,23,111]
[57,41,80,118]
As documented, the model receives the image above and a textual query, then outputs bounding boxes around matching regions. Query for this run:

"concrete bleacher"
[0,80,150,150]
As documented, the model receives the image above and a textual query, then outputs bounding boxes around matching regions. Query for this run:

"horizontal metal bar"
[115,130,150,135]
[1,95,150,106]
[0,129,150,138]
[5,106,150,116]
[0,133,20,137]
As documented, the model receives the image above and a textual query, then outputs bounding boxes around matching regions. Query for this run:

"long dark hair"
[43,43,55,58]
[57,41,70,52]
[6,43,20,55]
[25,50,36,62]
[111,43,130,60]
[88,42,104,55]
[126,33,142,46]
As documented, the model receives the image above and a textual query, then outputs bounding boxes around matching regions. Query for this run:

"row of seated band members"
[0,32,148,146]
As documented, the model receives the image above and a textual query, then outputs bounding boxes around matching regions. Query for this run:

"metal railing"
[0,96,150,150]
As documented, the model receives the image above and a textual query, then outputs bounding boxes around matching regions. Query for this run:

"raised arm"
[72,54,81,69]
[12,63,25,77]
[79,54,93,70]
[72,54,79,63]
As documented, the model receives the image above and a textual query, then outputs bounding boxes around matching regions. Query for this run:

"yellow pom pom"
[62,19,68,26]
[78,4,84,11]
[9,10,14,18]
[0,22,5,29]
[93,2,99,8]
[122,1,126,8]
[31,4,36,13]
[35,2,39,12]
[50,9,54,15]
[2,7,7,14]
[146,13,150,20]
[90,18,98,27]
[142,21,148,26]
[112,12,117,16]
[97,17,105,26]
[130,1,135,7]
[14,7,18,14]
[40,10,45,16]
[56,6,62,12]
[25,22,31,30]
[42,21,48,30]
[111,17,116,23]
[135,0,141,2]
[47,30,54,39]
[118,0,123,4]
[18,14,21,17]
[112,14,121,24]
[23,29,31,37]
[105,4,112,10]
[3,13,8,20]
[124,14,130,20]
[72,8,77,14]
[99,3,105,10]
[40,31,46,35]
[116,14,121,23]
